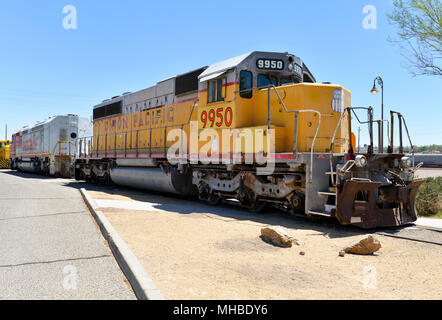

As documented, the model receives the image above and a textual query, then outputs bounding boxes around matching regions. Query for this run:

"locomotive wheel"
[74,168,82,181]
[207,193,222,206]
[89,172,98,184]
[248,201,266,213]
[290,193,305,215]
[43,164,50,176]
[238,186,266,213]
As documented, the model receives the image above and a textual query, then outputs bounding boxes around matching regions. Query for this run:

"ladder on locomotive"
[307,170,337,217]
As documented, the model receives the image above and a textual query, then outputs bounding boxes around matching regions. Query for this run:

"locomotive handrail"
[329,106,372,185]
[50,140,72,167]
[390,110,415,165]
[330,106,385,154]
[76,100,200,159]
[268,85,322,184]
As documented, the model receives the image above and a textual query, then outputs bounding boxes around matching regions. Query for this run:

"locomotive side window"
[239,70,253,99]
[208,77,226,103]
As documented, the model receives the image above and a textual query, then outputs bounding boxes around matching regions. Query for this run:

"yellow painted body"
[92,82,353,158]
[0,140,11,168]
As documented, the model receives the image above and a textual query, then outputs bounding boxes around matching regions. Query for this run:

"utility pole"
[358,126,361,153]
[4,124,7,140]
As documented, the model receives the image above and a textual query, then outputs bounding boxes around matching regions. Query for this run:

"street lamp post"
[370,76,384,153]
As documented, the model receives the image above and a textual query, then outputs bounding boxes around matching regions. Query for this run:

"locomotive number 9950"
[200,107,233,128]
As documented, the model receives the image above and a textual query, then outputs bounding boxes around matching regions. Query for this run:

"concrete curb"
[79,188,165,300]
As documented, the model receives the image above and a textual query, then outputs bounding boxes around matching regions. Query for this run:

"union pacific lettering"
[99,106,176,133]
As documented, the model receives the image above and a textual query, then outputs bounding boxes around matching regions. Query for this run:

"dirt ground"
[86,187,442,300]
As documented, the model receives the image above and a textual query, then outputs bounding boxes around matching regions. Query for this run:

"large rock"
[260,226,299,248]
[343,235,382,255]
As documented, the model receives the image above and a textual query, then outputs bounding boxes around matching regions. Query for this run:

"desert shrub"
[416,177,442,216]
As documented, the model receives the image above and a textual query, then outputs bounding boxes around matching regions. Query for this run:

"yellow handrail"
[50,140,72,165]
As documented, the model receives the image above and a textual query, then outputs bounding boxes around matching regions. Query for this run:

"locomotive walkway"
[0,169,135,299]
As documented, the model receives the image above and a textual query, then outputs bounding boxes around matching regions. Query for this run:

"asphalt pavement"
[0,169,135,300]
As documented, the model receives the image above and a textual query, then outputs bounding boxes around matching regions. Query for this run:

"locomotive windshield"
[257,74,300,89]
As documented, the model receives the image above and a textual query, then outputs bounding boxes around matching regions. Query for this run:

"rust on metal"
[336,179,425,229]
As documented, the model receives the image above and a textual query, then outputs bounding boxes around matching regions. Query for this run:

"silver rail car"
[10,115,92,177]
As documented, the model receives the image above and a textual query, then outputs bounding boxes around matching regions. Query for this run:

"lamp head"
[370,83,379,95]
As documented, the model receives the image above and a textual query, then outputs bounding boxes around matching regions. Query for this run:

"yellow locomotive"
[0,140,11,169]
[74,51,423,228]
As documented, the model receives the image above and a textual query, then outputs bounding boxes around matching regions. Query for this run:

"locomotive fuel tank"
[109,166,196,196]
[16,161,40,173]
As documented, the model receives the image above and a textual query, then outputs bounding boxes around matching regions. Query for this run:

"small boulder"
[339,250,346,257]
[260,226,300,248]
[343,235,381,255]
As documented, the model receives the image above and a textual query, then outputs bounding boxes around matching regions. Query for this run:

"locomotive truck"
[10,115,92,177]
[71,51,423,229]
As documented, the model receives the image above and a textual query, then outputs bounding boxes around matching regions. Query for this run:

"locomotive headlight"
[288,63,294,71]
[355,155,367,168]
[401,156,412,168]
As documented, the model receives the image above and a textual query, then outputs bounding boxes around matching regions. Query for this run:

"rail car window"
[208,77,226,103]
[239,70,253,99]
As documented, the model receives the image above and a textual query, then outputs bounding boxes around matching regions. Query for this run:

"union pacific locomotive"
[51,51,422,228]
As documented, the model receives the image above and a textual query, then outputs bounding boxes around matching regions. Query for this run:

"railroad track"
[376,225,442,246]
[261,206,442,246]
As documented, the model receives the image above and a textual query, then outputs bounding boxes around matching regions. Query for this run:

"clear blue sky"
[0,0,441,146]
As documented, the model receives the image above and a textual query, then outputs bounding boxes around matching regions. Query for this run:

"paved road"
[0,170,135,300]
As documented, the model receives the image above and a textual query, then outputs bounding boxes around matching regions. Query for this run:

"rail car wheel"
[238,186,266,213]
[103,172,114,187]
[74,168,81,181]
[42,163,50,176]
[207,193,222,206]
[290,193,305,215]
[197,182,221,206]
[89,172,98,184]
[248,201,266,213]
